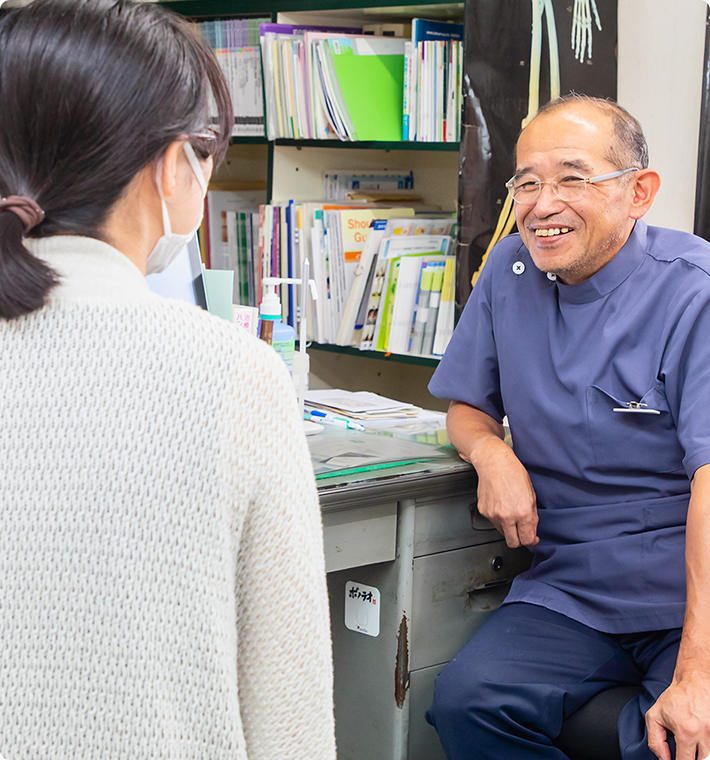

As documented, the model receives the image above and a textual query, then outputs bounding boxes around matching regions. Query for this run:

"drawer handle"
[467,557,509,593]
[469,505,497,532]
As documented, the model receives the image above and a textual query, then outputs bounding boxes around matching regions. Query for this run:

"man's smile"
[533,227,572,237]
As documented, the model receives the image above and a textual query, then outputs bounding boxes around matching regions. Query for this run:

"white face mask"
[146,142,208,275]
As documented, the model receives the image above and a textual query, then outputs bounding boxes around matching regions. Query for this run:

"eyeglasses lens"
[509,174,588,203]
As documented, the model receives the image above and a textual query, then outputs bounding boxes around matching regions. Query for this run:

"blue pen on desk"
[306,409,366,431]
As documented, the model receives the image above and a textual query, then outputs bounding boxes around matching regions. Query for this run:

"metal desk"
[310,424,531,760]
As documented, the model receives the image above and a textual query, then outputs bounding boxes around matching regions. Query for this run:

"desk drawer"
[322,501,398,573]
[410,541,532,671]
[414,493,500,557]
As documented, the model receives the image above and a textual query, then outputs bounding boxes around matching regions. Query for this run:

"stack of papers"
[304,389,421,418]
[309,426,449,478]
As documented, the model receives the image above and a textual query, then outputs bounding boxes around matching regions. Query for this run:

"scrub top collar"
[554,220,647,305]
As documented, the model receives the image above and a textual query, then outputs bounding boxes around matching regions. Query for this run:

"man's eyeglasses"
[505,167,640,204]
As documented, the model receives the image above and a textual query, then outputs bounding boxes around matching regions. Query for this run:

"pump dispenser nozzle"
[258,267,318,420]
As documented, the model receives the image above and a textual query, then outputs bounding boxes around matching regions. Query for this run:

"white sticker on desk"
[345,581,380,637]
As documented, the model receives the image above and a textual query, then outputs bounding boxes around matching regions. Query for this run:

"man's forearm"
[646,463,710,760]
[676,463,710,675]
[446,400,508,466]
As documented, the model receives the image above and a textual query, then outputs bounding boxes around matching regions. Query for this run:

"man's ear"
[158,140,184,199]
[629,168,661,220]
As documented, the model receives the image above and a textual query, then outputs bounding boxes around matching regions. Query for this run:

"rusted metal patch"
[394,613,410,709]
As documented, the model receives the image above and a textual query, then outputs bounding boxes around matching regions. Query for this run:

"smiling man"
[426,95,710,760]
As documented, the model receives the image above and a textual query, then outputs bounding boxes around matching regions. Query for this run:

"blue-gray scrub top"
[429,221,710,633]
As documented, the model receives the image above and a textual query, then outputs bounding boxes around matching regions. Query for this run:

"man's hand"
[647,464,710,760]
[474,441,539,548]
[646,673,710,760]
[446,401,539,548]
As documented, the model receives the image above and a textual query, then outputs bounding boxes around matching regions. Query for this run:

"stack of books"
[404,19,464,142]
[194,17,270,137]
[344,216,457,358]
[202,189,267,307]
[202,194,457,358]
[259,18,463,143]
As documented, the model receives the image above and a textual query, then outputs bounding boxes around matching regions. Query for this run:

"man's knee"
[426,653,512,733]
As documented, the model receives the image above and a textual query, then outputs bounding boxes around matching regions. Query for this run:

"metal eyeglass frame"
[505,167,640,204]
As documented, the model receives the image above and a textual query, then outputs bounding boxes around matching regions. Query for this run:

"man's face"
[513,104,638,285]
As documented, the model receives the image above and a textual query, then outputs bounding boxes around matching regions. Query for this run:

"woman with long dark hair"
[0,1,335,757]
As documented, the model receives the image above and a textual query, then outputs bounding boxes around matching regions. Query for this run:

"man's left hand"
[646,672,710,760]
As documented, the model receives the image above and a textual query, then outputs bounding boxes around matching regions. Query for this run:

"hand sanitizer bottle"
[258,282,296,377]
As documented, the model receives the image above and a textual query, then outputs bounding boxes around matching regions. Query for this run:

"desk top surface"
[307,413,477,509]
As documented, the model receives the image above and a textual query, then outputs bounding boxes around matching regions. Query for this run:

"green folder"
[202,268,235,322]
[328,36,405,142]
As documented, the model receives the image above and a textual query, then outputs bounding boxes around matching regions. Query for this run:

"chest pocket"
[585,384,685,474]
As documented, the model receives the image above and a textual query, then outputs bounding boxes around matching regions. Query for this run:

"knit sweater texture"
[0,236,336,760]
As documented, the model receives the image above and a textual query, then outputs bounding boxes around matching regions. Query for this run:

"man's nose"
[533,182,567,214]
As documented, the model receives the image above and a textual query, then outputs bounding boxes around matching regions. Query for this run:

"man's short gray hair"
[532,94,649,170]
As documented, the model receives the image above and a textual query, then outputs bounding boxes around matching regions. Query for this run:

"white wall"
[618,0,708,231]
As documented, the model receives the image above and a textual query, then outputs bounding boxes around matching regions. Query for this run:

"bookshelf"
[165,0,466,412]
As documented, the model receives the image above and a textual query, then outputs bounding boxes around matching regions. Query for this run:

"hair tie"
[0,196,45,234]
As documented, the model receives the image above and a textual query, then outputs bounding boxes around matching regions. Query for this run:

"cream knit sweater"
[0,236,335,760]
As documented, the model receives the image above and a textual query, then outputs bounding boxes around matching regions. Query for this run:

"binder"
[432,257,457,356]
[421,264,446,355]
[328,35,406,141]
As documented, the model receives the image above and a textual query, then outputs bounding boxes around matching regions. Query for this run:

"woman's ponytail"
[0,198,57,320]
[0,0,232,321]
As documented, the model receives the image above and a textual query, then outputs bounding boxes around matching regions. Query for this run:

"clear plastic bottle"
[258,284,296,376]
[272,320,296,376]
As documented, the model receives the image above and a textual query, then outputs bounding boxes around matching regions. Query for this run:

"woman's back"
[0,236,334,758]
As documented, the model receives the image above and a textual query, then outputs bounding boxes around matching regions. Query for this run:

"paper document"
[304,389,421,418]
[308,427,448,476]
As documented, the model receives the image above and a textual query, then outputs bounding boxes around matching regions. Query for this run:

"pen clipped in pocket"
[585,384,684,474]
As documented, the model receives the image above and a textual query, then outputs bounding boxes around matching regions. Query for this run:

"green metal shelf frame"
[232,137,459,151]
[309,342,440,368]
[273,139,459,151]
[162,0,462,18]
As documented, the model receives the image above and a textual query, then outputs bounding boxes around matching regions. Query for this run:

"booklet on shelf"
[260,22,359,140]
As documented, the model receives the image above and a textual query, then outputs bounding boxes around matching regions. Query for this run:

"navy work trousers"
[426,602,681,760]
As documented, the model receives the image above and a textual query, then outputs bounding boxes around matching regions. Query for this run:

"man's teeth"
[535,227,571,237]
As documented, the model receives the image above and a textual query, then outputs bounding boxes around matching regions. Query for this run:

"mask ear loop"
[183,142,208,195]
[154,143,208,239]
[155,159,173,237]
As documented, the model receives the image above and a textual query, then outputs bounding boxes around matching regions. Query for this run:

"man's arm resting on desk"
[647,463,710,760]
[446,400,539,549]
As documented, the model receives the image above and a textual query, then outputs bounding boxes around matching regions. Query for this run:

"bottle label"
[272,339,295,375]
